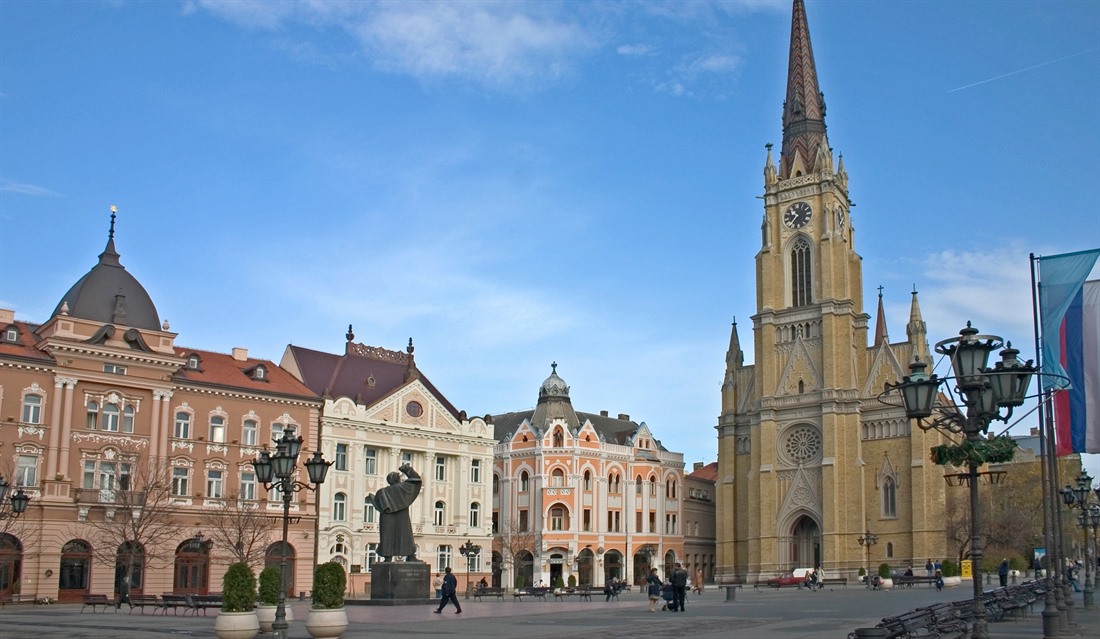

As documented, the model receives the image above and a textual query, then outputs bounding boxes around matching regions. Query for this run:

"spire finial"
[406,337,414,355]
[551,361,557,374]
[346,324,354,342]
[109,205,117,240]
[878,285,884,298]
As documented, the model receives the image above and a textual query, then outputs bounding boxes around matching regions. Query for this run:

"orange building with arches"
[491,364,684,589]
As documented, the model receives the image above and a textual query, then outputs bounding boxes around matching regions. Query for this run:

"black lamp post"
[1060,470,1095,609]
[0,476,31,519]
[251,427,331,639]
[886,323,1036,639]
[458,540,481,599]
[857,531,878,586]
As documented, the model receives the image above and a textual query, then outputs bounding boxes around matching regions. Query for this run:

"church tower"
[715,0,946,584]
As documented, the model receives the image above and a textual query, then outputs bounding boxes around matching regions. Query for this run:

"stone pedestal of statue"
[368,561,432,605]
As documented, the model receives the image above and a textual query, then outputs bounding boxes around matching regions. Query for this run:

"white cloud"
[617,43,651,56]
[0,180,61,197]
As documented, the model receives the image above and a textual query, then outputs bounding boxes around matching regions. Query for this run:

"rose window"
[783,426,822,464]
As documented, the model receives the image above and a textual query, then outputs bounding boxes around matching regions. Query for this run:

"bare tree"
[495,517,539,588]
[73,452,180,592]
[200,493,276,570]
[944,482,971,567]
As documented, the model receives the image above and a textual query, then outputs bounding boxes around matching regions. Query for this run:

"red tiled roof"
[0,321,52,363]
[174,346,318,400]
[687,461,718,481]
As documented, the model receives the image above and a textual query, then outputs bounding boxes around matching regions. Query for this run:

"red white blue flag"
[1037,248,1100,455]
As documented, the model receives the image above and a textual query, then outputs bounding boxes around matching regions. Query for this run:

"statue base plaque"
[366,561,432,605]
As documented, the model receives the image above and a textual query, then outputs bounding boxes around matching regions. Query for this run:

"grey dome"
[539,362,570,399]
[53,231,161,332]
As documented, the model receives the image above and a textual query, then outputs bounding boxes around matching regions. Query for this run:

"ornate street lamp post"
[251,427,331,639]
[1060,471,1096,609]
[886,323,1036,639]
[0,476,31,519]
[458,540,481,599]
[857,531,878,587]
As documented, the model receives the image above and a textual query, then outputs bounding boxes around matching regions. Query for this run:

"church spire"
[721,319,744,414]
[874,286,888,346]
[727,318,744,368]
[780,0,829,180]
[906,286,930,362]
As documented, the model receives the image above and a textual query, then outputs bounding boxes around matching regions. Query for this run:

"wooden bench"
[185,593,223,615]
[127,594,159,614]
[473,587,505,602]
[895,575,939,588]
[157,594,188,615]
[511,587,548,602]
[878,609,937,639]
[820,577,848,589]
[80,594,115,613]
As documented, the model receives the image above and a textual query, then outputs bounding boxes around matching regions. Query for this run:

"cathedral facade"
[714,0,949,585]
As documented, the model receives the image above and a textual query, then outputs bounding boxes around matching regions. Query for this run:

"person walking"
[646,568,662,612]
[434,567,462,614]
[692,570,703,595]
[670,562,689,612]
[925,559,934,577]
[998,559,1009,588]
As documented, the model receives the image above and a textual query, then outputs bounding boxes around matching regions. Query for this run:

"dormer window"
[4,326,18,342]
[188,355,200,369]
[253,365,266,380]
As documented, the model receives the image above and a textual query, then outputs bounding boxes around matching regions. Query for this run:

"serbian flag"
[1037,248,1100,455]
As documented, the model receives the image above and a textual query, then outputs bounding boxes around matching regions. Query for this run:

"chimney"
[232,347,248,361]
[617,413,629,421]
[600,410,609,417]
[693,462,704,472]
[0,309,14,324]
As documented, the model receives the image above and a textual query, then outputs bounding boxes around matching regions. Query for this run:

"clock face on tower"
[783,201,813,229]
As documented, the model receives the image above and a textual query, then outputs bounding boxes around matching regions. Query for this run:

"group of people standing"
[645,562,691,612]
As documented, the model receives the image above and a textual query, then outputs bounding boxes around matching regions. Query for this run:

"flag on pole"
[1038,249,1099,391]
[1053,280,1100,454]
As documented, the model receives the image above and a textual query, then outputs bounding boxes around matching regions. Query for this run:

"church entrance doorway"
[790,516,821,569]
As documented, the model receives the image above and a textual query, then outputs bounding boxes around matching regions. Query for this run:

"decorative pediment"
[775,335,822,396]
[776,465,821,524]
[861,341,907,399]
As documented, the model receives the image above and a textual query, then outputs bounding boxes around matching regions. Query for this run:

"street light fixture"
[857,531,878,586]
[0,476,31,519]
[458,539,481,599]
[1061,470,1095,609]
[885,323,1037,639]
[251,427,331,639]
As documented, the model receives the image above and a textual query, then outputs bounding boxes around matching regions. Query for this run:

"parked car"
[765,572,809,588]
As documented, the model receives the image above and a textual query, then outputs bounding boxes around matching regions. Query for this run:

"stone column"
[45,377,68,477]
[158,391,173,459]
[57,379,77,476]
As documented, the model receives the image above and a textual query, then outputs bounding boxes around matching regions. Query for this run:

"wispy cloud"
[0,180,62,197]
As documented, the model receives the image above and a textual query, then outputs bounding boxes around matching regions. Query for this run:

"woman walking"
[646,568,662,612]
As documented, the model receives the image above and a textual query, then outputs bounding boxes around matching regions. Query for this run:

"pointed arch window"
[791,236,812,307]
[882,477,897,518]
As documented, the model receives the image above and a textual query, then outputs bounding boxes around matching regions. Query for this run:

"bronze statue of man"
[366,464,421,562]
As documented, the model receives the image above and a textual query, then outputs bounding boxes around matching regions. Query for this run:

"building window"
[883,477,897,518]
[583,509,592,532]
[171,468,189,496]
[240,472,256,500]
[122,406,135,433]
[550,506,566,531]
[334,493,347,521]
[401,451,412,465]
[335,444,348,471]
[492,474,499,495]
[82,460,132,491]
[4,327,17,342]
[583,471,592,491]
[519,509,529,532]
[206,470,223,498]
[101,404,120,432]
[364,500,376,523]
[434,501,446,526]
[364,448,377,475]
[635,475,642,495]
[103,363,126,375]
[470,459,481,484]
[519,471,529,492]
[21,394,42,424]
[271,422,285,444]
[252,365,266,380]
[492,511,499,534]
[791,236,812,307]
[366,543,378,572]
[887,542,894,558]
[607,510,620,532]
[242,420,258,446]
[469,502,480,528]
[551,468,565,487]
[16,455,38,487]
[187,355,201,369]
[406,401,423,418]
[435,456,446,481]
[174,412,191,439]
[648,511,656,533]
[436,545,452,572]
[209,416,225,443]
[86,401,99,430]
[608,473,620,494]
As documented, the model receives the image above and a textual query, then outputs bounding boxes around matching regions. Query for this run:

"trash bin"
[724,585,736,602]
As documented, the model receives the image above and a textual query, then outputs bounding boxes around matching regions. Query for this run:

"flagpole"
[1033,253,1064,637]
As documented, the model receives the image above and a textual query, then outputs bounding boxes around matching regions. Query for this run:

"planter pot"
[943,576,962,588]
[306,607,348,639]
[879,578,894,590]
[213,611,260,639]
[256,604,293,633]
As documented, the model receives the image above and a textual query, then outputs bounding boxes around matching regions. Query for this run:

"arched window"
[86,401,99,430]
[649,475,657,496]
[434,501,446,526]
[122,406,135,433]
[242,420,258,446]
[333,493,347,521]
[174,537,210,595]
[174,412,191,439]
[492,474,499,495]
[519,471,529,492]
[264,542,295,596]
[59,539,92,599]
[469,502,481,528]
[21,394,42,424]
[583,470,592,491]
[209,416,225,443]
[553,428,564,447]
[883,477,897,518]
[887,542,894,558]
[115,541,144,595]
[101,404,120,432]
[550,506,568,531]
[791,236,812,307]
[551,468,565,487]
[635,475,643,495]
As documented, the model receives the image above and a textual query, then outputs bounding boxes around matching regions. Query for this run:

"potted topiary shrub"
[256,566,292,633]
[877,563,893,590]
[214,562,259,639]
[306,562,347,639]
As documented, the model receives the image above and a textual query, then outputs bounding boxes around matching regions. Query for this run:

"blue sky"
[1,0,1098,473]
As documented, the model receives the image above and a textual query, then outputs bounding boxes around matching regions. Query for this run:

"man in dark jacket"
[670,562,689,612]
[434,567,462,614]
